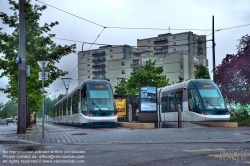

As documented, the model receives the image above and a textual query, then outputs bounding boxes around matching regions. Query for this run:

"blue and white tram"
[53,79,117,127]
[158,79,230,123]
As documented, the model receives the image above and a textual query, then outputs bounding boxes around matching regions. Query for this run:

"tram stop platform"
[191,122,238,128]
[118,122,155,129]
[118,122,238,129]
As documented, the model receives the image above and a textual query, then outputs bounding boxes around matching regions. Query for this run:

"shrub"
[230,108,250,125]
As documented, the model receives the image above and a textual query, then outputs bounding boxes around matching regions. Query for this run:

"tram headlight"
[202,112,211,115]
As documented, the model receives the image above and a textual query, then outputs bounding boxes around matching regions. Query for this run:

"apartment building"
[78,45,131,84]
[78,31,208,91]
[137,31,207,71]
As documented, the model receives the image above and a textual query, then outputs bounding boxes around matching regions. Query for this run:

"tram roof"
[54,79,110,106]
[159,79,213,92]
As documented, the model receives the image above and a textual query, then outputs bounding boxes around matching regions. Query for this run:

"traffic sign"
[39,72,48,80]
[37,61,49,69]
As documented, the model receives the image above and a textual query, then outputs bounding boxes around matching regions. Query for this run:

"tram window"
[63,100,67,116]
[54,106,57,117]
[81,90,87,113]
[59,103,61,116]
[67,97,71,115]
[188,89,201,111]
[72,91,79,114]
[168,93,175,111]
[56,105,59,117]
[161,93,168,113]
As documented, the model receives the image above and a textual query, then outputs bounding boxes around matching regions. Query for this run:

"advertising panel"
[115,98,127,119]
[140,86,157,112]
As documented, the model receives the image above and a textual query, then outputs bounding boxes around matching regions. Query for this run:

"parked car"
[0,118,7,125]
[6,118,13,123]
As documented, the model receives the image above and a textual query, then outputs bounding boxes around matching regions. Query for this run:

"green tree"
[114,79,127,94]
[194,65,211,79]
[37,94,62,117]
[171,76,185,84]
[0,110,11,119]
[0,0,76,111]
[2,100,17,117]
[44,96,57,116]
[126,59,170,95]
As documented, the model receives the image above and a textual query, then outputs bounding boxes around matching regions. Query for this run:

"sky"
[0,0,249,104]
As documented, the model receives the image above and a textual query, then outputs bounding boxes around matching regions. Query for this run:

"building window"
[87,64,90,67]
[173,35,176,39]
[148,46,151,49]
[87,58,90,61]
[110,49,113,52]
[87,70,90,73]
[148,39,150,43]
[88,76,90,79]
[110,55,113,58]
[122,70,125,74]
[121,62,125,66]
[173,42,176,45]
[173,48,176,52]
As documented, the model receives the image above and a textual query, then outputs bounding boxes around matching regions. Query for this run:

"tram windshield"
[88,84,115,111]
[195,83,226,110]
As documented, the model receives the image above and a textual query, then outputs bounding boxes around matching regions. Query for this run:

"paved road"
[0,143,249,166]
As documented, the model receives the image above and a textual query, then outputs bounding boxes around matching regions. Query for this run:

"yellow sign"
[115,98,126,119]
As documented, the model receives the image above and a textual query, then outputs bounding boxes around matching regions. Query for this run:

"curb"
[0,140,40,144]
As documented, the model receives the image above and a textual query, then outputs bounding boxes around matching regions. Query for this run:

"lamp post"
[61,78,72,95]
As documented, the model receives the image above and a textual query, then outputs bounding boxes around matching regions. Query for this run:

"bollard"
[129,108,132,122]
[178,104,182,128]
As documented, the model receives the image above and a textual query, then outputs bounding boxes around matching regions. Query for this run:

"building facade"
[78,32,208,92]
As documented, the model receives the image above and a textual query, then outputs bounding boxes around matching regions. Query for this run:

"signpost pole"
[42,65,45,140]
[37,61,49,141]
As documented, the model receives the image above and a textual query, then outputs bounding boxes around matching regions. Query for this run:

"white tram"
[53,79,117,127]
[158,79,230,122]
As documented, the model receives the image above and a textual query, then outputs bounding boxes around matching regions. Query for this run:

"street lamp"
[61,78,72,95]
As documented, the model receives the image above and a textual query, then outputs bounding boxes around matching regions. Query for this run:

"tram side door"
[160,92,168,122]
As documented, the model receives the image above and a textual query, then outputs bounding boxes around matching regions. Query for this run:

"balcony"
[130,63,141,68]
[194,61,201,65]
[197,38,205,44]
[131,71,136,75]
[197,50,203,55]
[93,76,106,79]
[154,46,168,50]
[92,51,105,57]
[92,64,106,68]
[154,37,168,44]
[154,51,168,55]
[197,45,203,49]
[92,58,106,62]
[92,70,106,74]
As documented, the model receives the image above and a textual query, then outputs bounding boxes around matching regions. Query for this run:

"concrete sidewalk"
[0,123,249,145]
